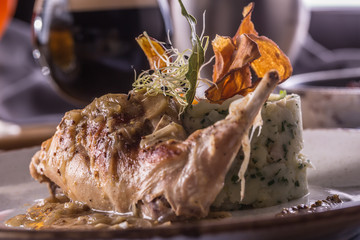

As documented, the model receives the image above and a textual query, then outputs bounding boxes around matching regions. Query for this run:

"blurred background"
[1,0,360,149]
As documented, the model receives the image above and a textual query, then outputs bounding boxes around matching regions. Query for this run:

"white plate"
[0,129,360,239]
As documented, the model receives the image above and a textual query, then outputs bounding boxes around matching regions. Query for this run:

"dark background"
[2,0,360,125]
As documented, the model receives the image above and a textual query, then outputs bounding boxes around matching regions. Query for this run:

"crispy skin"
[30,71,279,220]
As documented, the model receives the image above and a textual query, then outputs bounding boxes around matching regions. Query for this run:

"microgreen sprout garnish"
[133,32,192,111]
[133,0,208,114]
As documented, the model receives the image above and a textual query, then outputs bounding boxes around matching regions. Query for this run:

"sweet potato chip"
[206,2,292,103]
[229,34,261,71]
[248,34,292,82]
[233,2,258,44]
[136,34,167,70]
[206,32,260,103]
[235,2,292,82]
[212,35,236,82]
[206,65,251,103]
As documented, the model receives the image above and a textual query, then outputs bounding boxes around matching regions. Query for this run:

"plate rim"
[1,202,360,239]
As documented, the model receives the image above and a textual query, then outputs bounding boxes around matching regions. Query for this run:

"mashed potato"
[183,94,310,209]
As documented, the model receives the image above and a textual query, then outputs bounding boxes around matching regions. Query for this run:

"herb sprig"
[178,0,206,110]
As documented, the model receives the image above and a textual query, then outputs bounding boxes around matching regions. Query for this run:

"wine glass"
[32,0,172,105]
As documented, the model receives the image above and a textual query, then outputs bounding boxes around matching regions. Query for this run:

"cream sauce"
[5,194,230,230]
[5,194,159,230]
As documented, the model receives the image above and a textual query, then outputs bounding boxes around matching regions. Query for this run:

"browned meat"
[30,71,279,221]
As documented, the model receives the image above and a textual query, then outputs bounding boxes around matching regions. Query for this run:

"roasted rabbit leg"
[30,70,279,221]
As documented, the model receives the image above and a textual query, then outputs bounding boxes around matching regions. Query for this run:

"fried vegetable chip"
[206,65,251,103]
[236,2,292,82]
[248,34,292,82]
[136,33,167,70]
[206,34,260,103]
[234,2,258,41]
[206,2,292,103]
[212,35,236,82]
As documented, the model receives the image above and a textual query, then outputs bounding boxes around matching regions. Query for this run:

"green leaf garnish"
[178,0,206,110]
